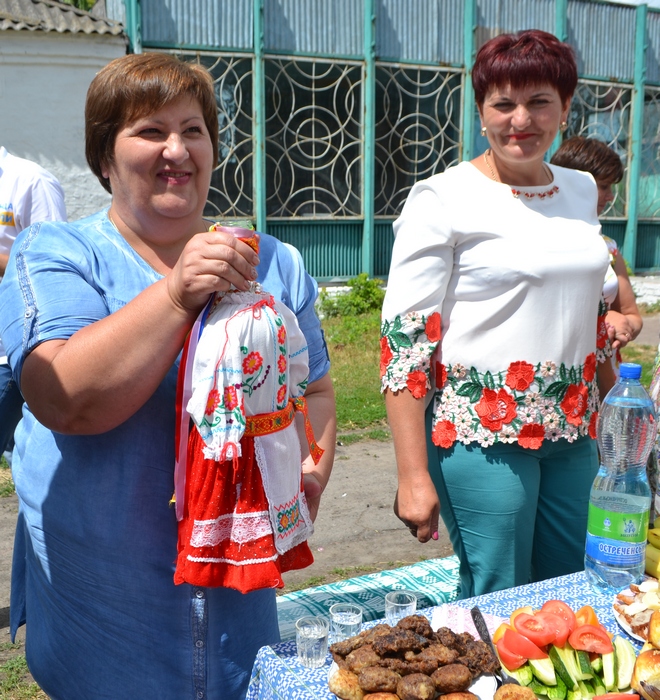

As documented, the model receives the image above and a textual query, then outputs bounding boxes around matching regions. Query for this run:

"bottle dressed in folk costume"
[585,363,656,593]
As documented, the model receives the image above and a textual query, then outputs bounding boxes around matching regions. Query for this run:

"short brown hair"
[550,136,624,184]
[85,53,218,193]
[472,30,577,108]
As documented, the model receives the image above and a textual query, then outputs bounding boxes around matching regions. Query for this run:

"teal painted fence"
[119,0,660,279]
[267,221,363,280]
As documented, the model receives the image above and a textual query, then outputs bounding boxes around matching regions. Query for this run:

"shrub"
[319,274,385,318]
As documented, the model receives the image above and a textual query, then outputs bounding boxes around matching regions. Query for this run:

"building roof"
[0,0,124,35]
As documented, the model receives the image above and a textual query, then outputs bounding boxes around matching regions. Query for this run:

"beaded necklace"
[483,148,560,200]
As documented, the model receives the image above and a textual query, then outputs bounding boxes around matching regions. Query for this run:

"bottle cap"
[619,363,642,379]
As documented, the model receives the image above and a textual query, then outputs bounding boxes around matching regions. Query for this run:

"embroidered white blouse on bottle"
[380,162,611,450]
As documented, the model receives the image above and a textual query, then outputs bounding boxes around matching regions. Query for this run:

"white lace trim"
[186,553,279,566]
[190,511,271,548]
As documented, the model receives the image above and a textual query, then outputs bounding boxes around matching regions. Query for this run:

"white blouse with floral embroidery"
[381,161,611,450]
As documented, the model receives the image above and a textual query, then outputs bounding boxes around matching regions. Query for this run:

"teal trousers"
[426,407,598,598]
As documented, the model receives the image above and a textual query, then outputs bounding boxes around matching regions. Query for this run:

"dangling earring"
[480,126,487,137]
[559,121,568,133]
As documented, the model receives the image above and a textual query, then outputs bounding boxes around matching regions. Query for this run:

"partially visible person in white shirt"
[550,136,643,351]
[0,147,67,460]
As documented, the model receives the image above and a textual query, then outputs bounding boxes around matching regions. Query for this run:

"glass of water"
[329,603,363,642]
[295,616,330,669]
[385,591,417,626]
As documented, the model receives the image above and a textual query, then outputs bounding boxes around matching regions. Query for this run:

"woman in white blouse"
[381,30,611,596]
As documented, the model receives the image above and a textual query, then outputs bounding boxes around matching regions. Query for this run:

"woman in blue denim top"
[0,53,335,700]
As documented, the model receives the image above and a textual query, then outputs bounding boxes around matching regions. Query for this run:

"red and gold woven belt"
[244,397,324,465]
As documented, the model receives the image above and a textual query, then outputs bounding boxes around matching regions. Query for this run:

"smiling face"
[103,96,214,231]
[479,83,569,179]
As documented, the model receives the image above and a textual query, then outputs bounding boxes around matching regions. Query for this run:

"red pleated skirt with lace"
[174,426,313,593]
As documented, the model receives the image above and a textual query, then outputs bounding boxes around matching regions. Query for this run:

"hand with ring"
[606,308,640,350]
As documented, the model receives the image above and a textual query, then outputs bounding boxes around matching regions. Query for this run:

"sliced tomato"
[575,605,601,628]
[496,634,527,670]
[537,611,571,647]
[568,624,613,654]
[509,605,535,626]
[513,612,557,647]
[540,600,577,634]
[501,628,548,660]
[593,695,640,700]
[492,623,512,644]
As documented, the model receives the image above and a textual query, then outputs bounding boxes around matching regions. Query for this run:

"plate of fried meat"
[327,608,537,700]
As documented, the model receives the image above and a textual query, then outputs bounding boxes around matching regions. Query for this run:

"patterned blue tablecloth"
[246,570,628,700]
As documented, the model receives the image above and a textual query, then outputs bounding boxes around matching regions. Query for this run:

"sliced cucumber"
[590,655,603,675]
[578,679,595,698]
[531,679,549,696]
[530,657,558,686]
[505,664,535,686]
[574,650,594,680]
[549,645,580,691]
[613,635,637,690]
[601,650,616,692]
[548,675,568,700]
[592,677,606,697]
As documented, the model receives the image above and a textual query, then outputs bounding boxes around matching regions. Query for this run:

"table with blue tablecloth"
[246,571,630,700]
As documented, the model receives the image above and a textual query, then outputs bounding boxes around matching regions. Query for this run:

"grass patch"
[362,428,391,442]
[337,428,391,446]
[0,455,14,498]
[620,342,657,388]
[639,301,660,315]
[323,310,386,431]
[0,654,48,700]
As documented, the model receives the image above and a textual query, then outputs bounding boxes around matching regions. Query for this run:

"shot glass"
[385,591,417,626]
[295,616,330,669]
[329,603,363,643]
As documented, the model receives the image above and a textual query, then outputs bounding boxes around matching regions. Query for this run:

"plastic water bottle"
[585,363,656,593]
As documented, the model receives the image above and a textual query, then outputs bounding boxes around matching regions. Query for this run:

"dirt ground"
[281,437,454,589]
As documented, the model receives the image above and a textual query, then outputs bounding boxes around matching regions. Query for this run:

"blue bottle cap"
[619,363,642,379]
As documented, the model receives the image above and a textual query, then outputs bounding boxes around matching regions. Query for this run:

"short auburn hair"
[472,29,578,108]
[550,136,624,184]
[85,53,218,193]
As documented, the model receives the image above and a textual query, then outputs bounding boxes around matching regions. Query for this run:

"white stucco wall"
[0,30,126,222]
